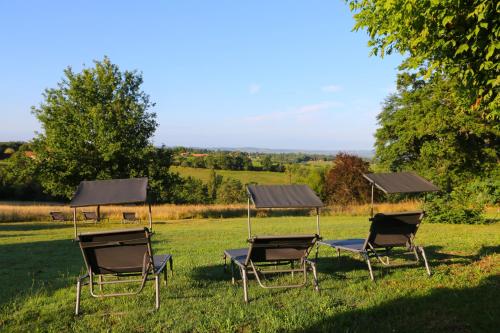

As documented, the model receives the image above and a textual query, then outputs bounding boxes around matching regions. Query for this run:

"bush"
[424,185,487,224]
[217,178,246,204]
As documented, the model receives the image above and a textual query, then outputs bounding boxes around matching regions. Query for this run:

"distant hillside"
[169,146,375,159]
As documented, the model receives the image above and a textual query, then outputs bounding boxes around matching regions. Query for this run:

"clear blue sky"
[0,1,402,150]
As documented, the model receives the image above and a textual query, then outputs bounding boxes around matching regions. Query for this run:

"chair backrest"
[367,211,424,248]
[50,211,65,221]
[83,211,97,220]
[78,228,153,275]
[246,235,318,265]
[123,212,137,221]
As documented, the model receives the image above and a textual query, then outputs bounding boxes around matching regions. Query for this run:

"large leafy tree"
[32,57,163,198]
[347,0,500,118]
[375,73,499,192]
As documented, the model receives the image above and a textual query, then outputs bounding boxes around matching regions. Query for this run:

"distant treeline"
[171,147,334,172]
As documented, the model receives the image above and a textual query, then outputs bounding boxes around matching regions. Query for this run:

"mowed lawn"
[171,166,289,184]
[0,216,499,332]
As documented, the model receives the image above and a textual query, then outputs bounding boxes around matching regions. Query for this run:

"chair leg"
[311,262,319,292]
[155,275,160,310]
[337,248,341,259]
[413,247,420,262]
[164,267,168,286]
[291,261,294,278]
[98,275,103,292]
[230,260,235,285]
[169,257,174,277]
[419,246,431,276]
[364,253,375,281]
[75,278,82,315]
[242,268,249,303]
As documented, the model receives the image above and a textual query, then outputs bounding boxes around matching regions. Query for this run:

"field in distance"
[171,166,289,184]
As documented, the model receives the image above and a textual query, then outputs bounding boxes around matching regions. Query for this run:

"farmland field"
[0,216,498,332]
[171,166,289,184]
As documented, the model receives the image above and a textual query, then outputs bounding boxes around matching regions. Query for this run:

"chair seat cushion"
[153,254,172,273]
[319,239,365,252]
[224,248,248,265]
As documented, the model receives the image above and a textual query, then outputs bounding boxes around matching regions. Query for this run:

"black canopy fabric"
[70,178,148,207]
[247,184,323,209]
[363,172,439,194]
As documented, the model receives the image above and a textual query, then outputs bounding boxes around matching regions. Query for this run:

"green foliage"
[0,145,55,201]
[207,169,223,202]
[324,153,371,205]
[31,57,169,198]
[0,141,24,160]
[217,178,246,204]
[348,0,500,118]
[424,188,485,225]
[286,163,330,199]
[375,73,499,192]
[174,176,210,204]
[375,73,499,223]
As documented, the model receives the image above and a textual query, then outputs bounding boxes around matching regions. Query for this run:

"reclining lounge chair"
[224,235,320,303]
[122,211,141,224]
[318,211,431,280]
[75,227,173,315]
[82,211,108,223]
[49,211,67,223]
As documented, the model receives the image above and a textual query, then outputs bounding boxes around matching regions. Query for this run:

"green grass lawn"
[171,166,289,184]
[0,217,499,332]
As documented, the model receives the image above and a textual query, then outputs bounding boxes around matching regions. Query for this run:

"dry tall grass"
[0,201,423,222]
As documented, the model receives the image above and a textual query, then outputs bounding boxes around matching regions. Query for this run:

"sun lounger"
[318,211,431,280]
[82,211,108,223]
[49,211,67,222]
[224,234,320,303]
[122,211,141,223]
[75,227,173,315]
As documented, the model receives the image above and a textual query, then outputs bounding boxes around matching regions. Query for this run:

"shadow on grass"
[0,238,82,308]
[293,274,500,333]
[316,245,500,281]
[0,222,73,232]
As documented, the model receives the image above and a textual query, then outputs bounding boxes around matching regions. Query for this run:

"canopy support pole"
[247,196,251,239]
[370,183,374,218]
[316,207,320,236]
[97,205,100,222]
[148,203,153,231]
[73,207,77,240]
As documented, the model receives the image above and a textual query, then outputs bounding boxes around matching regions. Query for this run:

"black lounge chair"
[318,211,431,280]
[82,211,108,223]
[224,235,320,303]
[122,211,141,224]
[75,227,173,315]
[49,211,67,222]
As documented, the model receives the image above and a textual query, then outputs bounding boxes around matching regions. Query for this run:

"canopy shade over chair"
[362,172,439,216]
[70,178,151,238]
[247,184,324,209]
[246,184,324,238]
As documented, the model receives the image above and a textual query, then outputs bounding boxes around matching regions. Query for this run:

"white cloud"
[248,83,261,95]
[321,84,342,93]
[244,101,342,123]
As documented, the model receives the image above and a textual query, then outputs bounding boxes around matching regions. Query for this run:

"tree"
[217,178,246,204]
[207,169,223,202]
[375,73,499,223]
[324,153,371,206]
[31,57,162,198]
[261,155,273,171]
[347,0,500,118]
[375,73,499,192]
